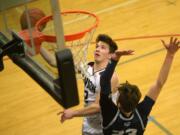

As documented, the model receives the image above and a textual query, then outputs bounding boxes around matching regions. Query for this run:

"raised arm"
[147,37,180,101]
[100,50,134,95]
[99,50,134,125]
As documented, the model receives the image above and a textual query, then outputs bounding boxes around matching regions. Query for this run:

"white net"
[60,11,98,79]
[66,29,96,78]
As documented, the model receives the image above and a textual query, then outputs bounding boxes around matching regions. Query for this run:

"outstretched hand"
[161,37,180,56]
[57,109,75,123]
[111,50,134,61]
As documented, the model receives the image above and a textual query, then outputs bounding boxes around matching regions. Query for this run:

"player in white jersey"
[59,34,119,135]
[40,34,119,135]
[82,62,105,134]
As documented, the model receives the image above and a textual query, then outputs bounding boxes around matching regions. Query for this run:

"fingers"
[57,111,65,123]
[61,115,65,123]
[57,111,63,115]
[115,50,134,55]
[161,40,168,49]
[171,37,179,46]
[127,50,134,55]
[173,37,178,44]
[57,111,66,123]
[162,37,180,55]
[162,37,180,48]
[170,37,173,45]
[175,40,180,46]
[170,37,180,48]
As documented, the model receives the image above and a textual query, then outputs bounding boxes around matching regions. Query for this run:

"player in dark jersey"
[100,37,180,135]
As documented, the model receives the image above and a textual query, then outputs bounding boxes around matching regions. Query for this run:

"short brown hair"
[96,34,118,53]
[117,81,142,113]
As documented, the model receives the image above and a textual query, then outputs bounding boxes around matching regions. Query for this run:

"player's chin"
[94,56,101,62]
[94,59,103,64]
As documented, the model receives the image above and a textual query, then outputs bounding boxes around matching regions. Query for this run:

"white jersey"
[82,62,104,135]
[82,62,119,135]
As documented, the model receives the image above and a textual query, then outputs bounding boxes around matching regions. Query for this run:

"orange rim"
[35,10,99,42]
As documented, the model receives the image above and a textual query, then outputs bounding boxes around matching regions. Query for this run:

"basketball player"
[58,34,119,135]
[99,37,180,135]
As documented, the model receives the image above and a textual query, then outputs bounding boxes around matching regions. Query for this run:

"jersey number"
[112,129,137,135]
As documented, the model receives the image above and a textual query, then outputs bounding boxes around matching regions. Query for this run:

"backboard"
[0,0,79,108]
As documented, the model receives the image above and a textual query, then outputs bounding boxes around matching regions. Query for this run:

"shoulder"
[137,96,155,116]
[139,96,155,107]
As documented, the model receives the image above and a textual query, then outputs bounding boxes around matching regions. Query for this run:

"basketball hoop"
[19,10,99,78]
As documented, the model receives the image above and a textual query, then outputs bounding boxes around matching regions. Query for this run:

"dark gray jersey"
[100,60,155,135]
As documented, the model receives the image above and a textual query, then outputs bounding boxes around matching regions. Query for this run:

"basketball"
[20,8,46,31]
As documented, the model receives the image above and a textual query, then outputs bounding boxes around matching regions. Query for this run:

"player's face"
[94,41,111,63]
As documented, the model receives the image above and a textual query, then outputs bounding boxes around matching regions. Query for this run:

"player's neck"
[94,60,109,72]
[124,112,133,118]
[121,110,133,118]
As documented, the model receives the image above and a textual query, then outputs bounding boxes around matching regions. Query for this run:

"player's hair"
[117,81,142,113]
[96,34,118,53]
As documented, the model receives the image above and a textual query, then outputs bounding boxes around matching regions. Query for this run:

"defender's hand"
[111,50,134,61]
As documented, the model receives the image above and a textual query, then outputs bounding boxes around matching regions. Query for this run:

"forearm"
[157,52,174,87]
[100,60,118,95]
[73,103,100,117]
[147,52,174,100]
